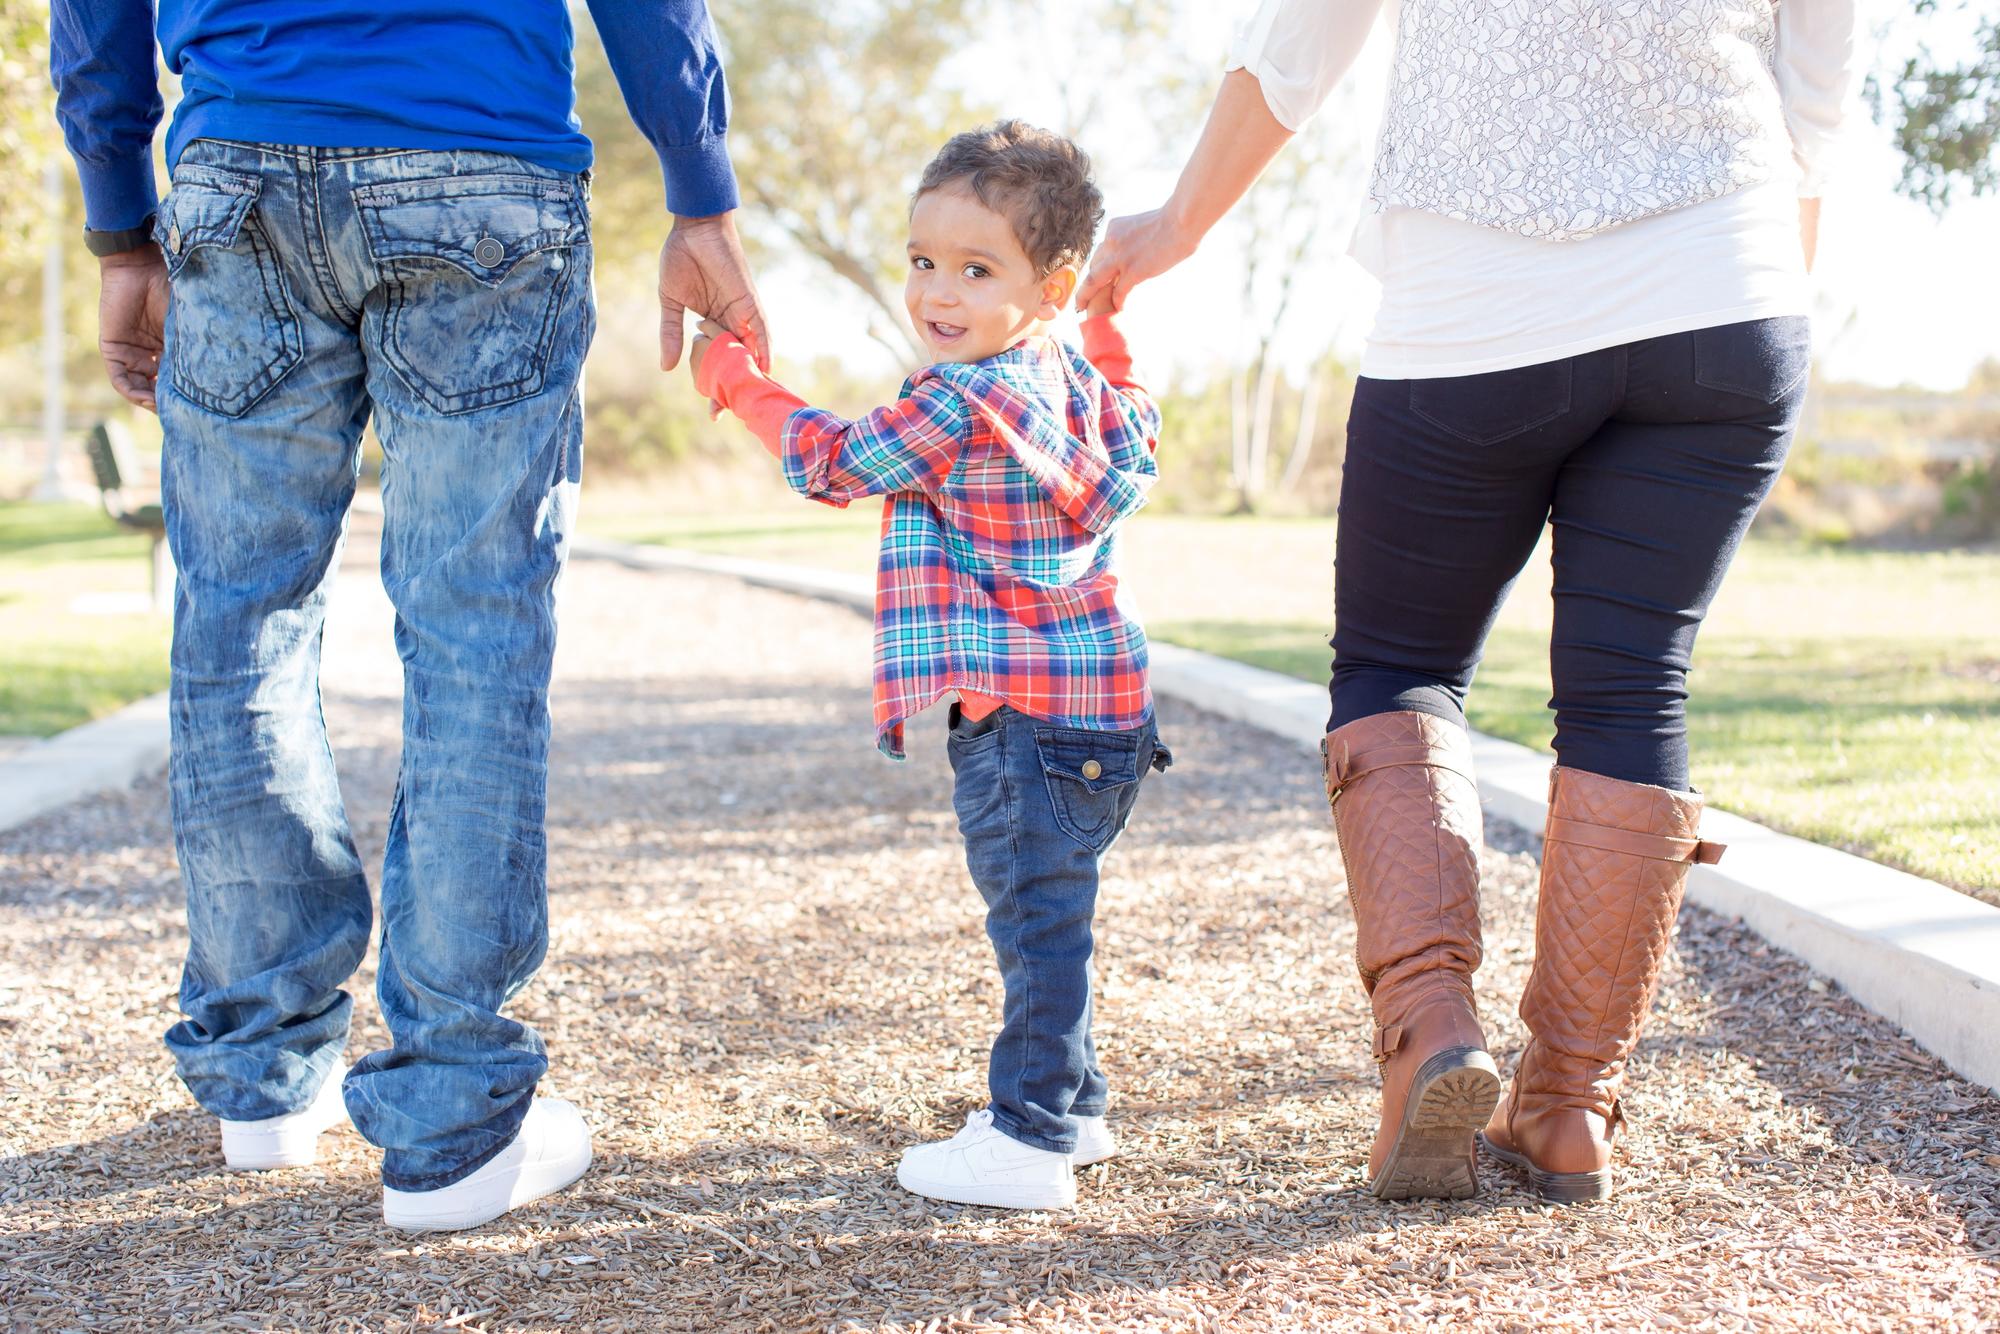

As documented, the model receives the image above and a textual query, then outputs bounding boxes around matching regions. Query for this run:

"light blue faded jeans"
[154,139,592,1191]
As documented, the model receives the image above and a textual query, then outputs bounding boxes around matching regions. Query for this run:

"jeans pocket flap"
[1035,727,1143,793]
[160,165,261,275]
[354,174,586,284]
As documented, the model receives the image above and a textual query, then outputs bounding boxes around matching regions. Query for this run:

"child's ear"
[1039,264,1079,320]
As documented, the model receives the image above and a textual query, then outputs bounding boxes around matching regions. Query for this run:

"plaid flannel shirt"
[779,328,1162,758]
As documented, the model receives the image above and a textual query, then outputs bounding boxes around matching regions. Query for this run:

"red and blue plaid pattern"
[779,334,1162,758]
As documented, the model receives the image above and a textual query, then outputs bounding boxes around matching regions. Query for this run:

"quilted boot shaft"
[1323,711,1496,1198]
[1482,765,1724,1201]
[1322,712,1484,999]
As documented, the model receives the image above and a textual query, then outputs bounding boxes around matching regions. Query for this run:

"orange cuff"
[696,334,809,456]
[1081,312,1140,389]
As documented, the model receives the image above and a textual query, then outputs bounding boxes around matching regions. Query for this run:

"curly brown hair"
[913,120,1105,277]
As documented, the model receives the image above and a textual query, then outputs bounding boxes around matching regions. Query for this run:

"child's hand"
[1083,286,1118,320]
[688,318,732,417]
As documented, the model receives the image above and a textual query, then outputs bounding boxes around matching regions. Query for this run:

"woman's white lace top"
[1221,0,1859,377]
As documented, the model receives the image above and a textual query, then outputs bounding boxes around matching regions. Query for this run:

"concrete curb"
[0,691,169,836]
[574,535,2000,1094]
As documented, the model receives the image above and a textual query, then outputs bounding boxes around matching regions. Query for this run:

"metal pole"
[36,156,68,501]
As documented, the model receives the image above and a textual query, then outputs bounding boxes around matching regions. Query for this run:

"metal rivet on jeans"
[473,237,505,268]
[1081,759,1103,780]
[168,224,182,253]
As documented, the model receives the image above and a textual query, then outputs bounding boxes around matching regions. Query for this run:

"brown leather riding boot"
[1480,766,1725,1203]
[1323,711,1499,1200]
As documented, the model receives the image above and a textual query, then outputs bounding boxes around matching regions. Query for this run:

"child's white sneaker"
[218,1073,350,1171]
[382,1097,593,1232]
[897,1109,1076,1210]
[1070,1114,1117,1167]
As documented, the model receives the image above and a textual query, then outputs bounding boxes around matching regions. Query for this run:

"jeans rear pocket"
[1692,316,1811,405]
[1036,726,1144,853]
[355,173,588,415]
[159,165,305,418]
[1408,360,1573,447]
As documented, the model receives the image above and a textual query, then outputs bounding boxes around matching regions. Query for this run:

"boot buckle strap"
[1546,815,1723,865]
[1325,741,1476,795]
[1372,1024,1404,1065]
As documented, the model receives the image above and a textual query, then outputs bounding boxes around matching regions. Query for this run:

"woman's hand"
[1078,69,1297,313]
[1079,207,1199,315]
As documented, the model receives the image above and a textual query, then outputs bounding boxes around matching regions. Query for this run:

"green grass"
[0,502,172,737]
[584,501,2000,898]
[1150,537,2000,900]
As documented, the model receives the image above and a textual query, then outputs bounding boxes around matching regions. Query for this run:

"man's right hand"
[99,244,171,412]
[658,211,771,376]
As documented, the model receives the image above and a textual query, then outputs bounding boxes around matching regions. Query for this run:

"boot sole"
[1476,1132,1612,1204]
[1370,1046,1501,1201]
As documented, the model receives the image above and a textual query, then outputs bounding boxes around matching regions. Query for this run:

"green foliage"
[1872,0,2000,210]
[0,2,57,273]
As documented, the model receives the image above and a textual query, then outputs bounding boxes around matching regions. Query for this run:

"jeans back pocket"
[1692,316,1812,406]
[1407,360,1574,447]
[354,174,588,416]
[160,164,305,418]
[1036,726,1145,853]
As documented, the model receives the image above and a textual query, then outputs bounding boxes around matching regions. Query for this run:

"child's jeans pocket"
[1035,724,1150,853]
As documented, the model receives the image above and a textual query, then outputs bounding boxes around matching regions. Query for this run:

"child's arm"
[694,328,969,506]
[1079,301,1163,453]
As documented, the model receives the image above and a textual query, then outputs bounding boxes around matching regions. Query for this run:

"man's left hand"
[98,245,171,411]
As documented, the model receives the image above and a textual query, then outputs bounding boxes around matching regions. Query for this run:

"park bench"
[83,419,173,612]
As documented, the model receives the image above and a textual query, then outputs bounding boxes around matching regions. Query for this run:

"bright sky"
[758,2,2000,393]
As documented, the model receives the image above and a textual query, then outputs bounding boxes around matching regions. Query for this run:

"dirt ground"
[1,554,1995,1332]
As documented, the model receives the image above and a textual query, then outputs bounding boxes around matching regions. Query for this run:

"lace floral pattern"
[1368,0,1791,241]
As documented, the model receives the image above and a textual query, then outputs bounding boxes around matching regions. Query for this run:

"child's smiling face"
[905,184,1077,364]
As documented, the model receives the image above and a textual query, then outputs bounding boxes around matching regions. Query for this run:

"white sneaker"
[1070,1115,1118,1167]
[381,1098,592,1232]
[219,1073,350,1171]
[896,1109,1076,1210]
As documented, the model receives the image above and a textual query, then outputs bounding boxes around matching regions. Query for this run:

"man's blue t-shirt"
[51,0,738,232]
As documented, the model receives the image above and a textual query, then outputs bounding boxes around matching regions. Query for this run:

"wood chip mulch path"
[2,557,1996,1332]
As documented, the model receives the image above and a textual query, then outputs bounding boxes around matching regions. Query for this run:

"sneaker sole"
[1369,1046,1501,1201]
[384,1142,594,1232]
[895,1160,1076,1211]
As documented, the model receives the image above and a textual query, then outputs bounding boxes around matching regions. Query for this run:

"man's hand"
[658,211,770,375]
[99,245,171,412]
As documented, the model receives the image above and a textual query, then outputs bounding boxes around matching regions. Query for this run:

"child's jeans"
[946,703,1171,1154]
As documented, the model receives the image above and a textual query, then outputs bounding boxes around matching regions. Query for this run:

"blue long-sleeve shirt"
[51,0,739,233]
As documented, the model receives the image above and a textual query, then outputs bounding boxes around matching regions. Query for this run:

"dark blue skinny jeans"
[1329,317,1810,791]
[946,704,1170,1154]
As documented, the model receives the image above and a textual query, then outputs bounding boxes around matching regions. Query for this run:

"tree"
[1872,0,2000,210]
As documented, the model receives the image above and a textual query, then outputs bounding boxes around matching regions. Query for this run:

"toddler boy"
[691,120,1168,1210]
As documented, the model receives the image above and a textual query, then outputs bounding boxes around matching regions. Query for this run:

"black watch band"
[84,217,157,257]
